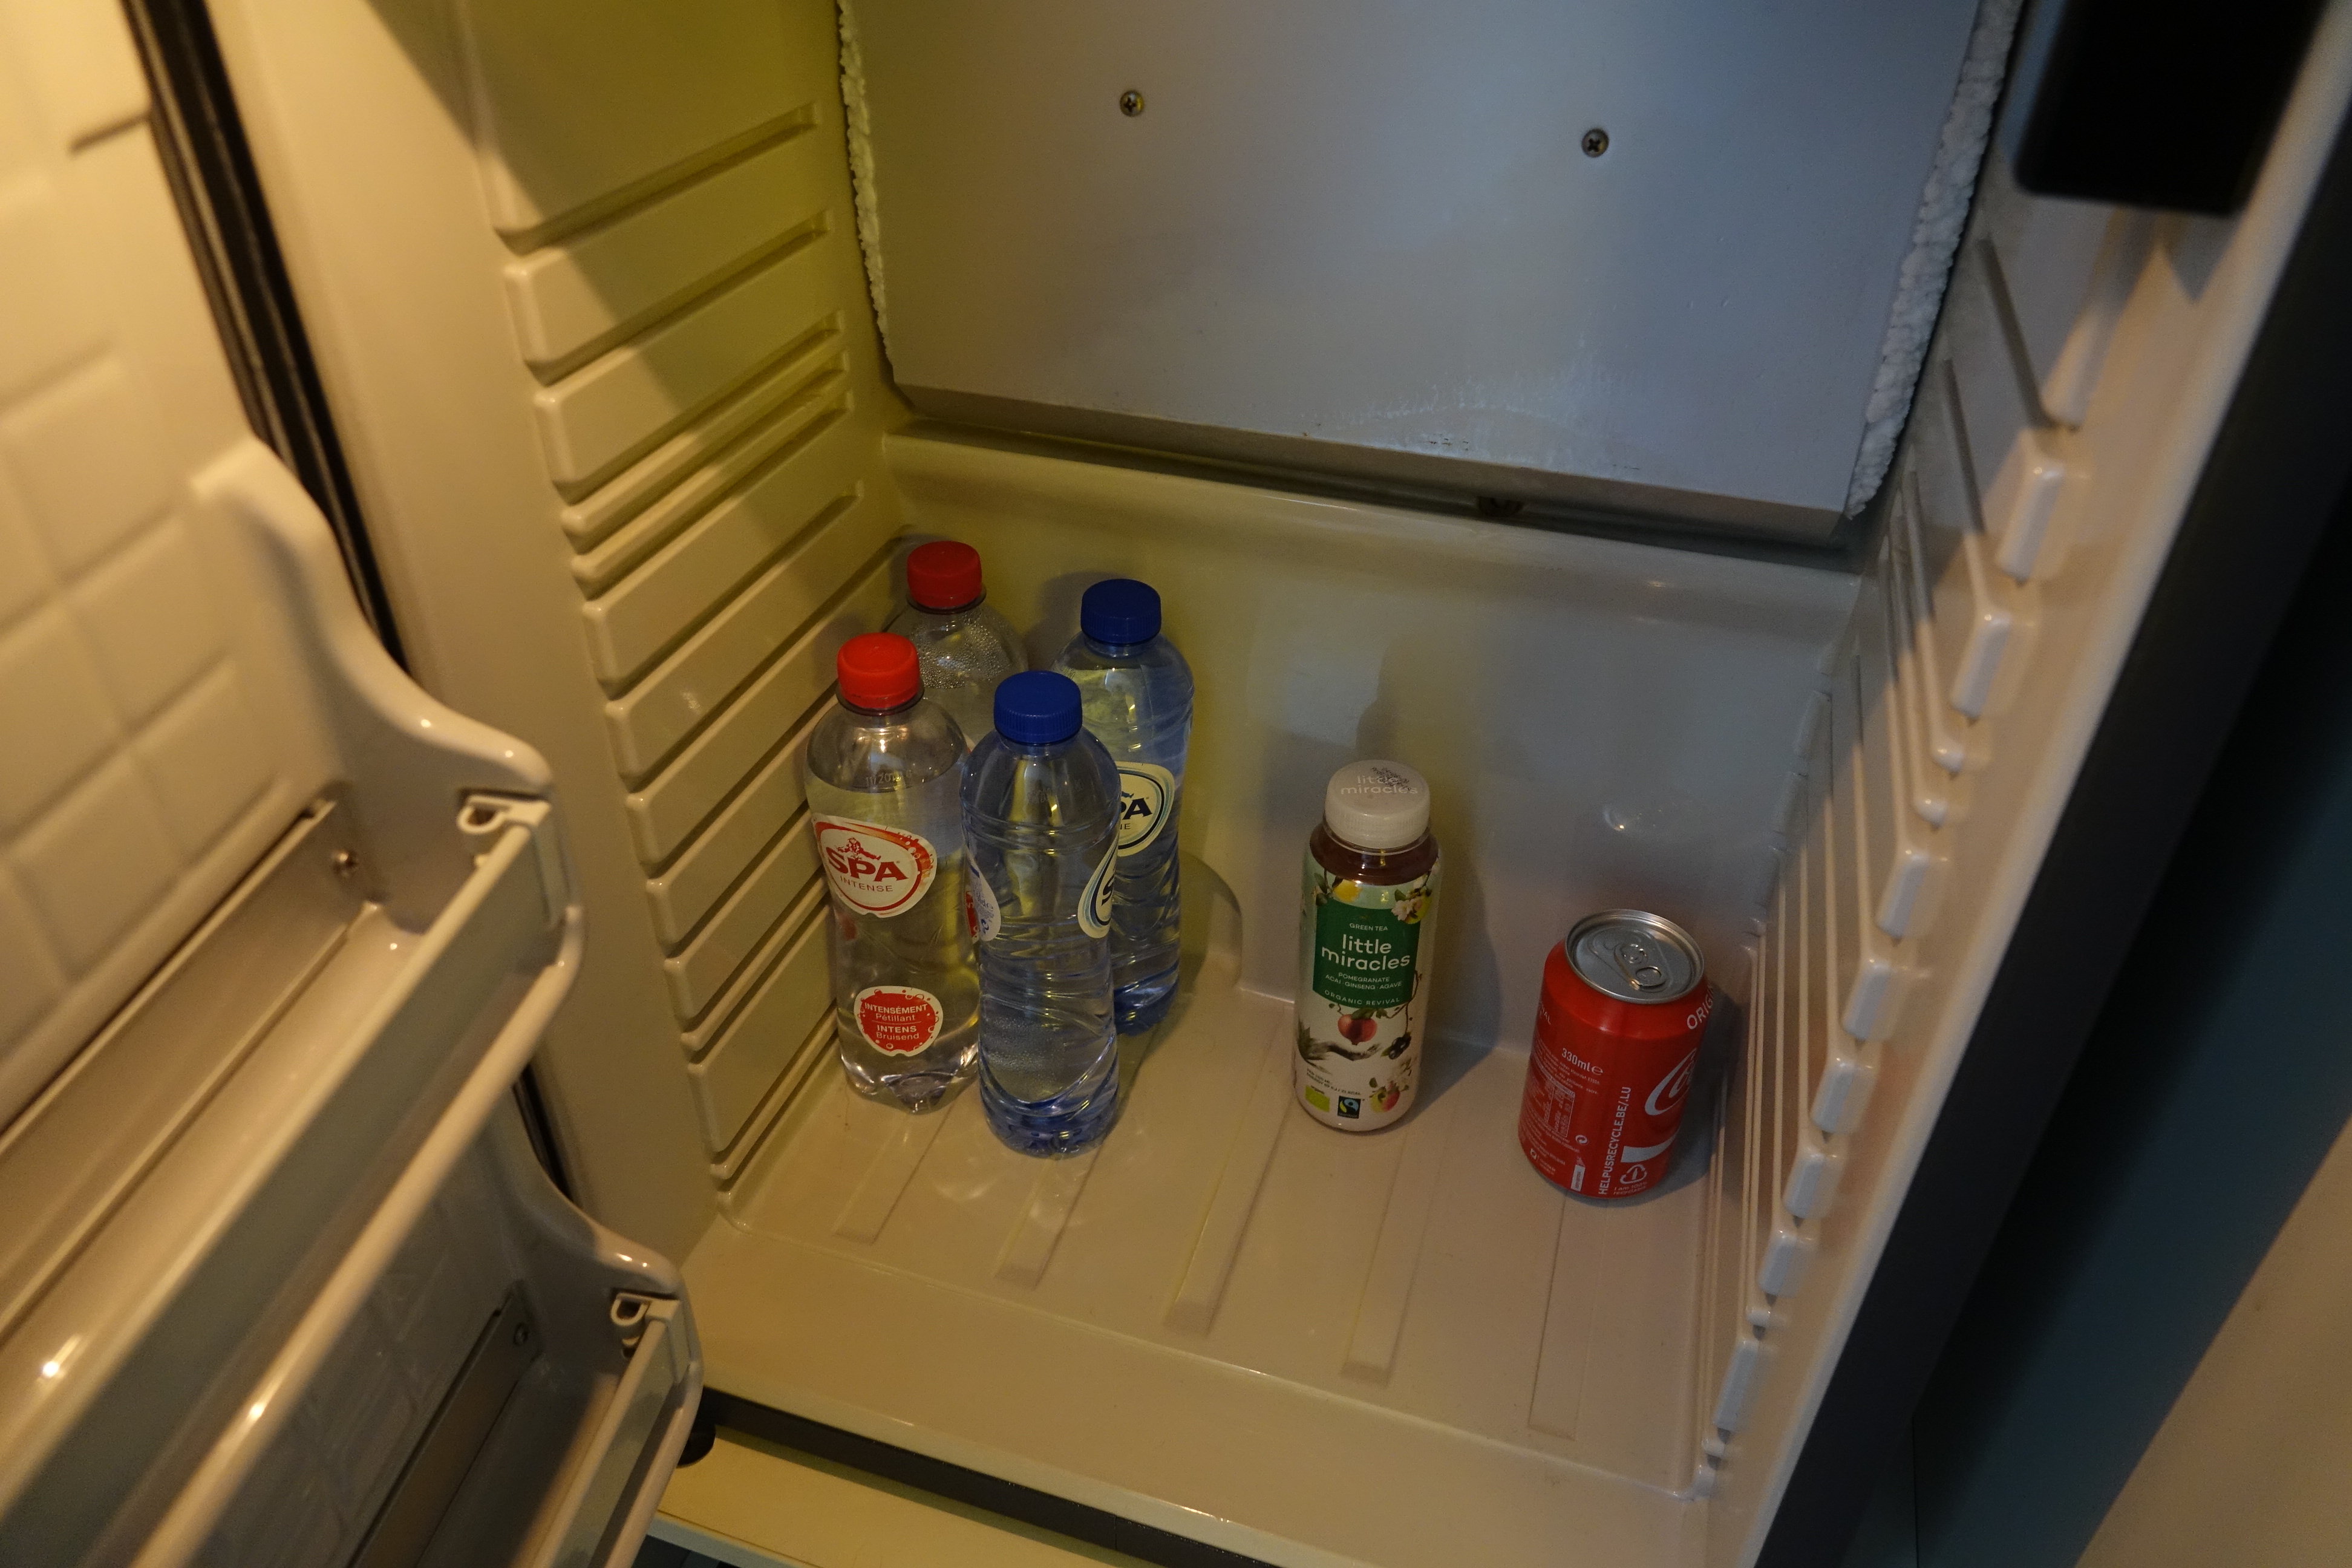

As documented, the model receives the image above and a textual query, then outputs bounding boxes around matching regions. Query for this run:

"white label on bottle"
[1114,762,1177,857]
[1079,843,1117,938]
[812,815,937,917]
[965,868,1002,943]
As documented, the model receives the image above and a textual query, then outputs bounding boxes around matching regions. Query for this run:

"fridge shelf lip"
[886,423,1875,587]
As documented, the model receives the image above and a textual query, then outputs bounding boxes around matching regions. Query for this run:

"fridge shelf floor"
[684,868,1710,1568]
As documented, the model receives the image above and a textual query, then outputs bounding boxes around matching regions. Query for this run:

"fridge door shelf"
[0,436,652,1563]
[0,789,580,1562]
[0,779,702,1567]
[198,1116,705,1568]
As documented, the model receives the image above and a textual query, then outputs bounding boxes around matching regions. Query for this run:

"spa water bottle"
[962,671,1124,1154]
[803,633,978,1111]
[885,539,1027,750]
[1055,579,1193,1033]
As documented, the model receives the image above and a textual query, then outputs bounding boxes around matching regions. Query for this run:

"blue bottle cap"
[1080,578,1161,646]
[993,670,1083,745]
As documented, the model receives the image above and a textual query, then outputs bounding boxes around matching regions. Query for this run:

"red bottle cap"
[836,632,921,710]
[906,540,986,612]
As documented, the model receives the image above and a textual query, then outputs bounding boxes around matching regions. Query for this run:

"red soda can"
[1518,910,1711,1199]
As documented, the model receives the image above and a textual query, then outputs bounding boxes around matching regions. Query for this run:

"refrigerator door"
[0,4,699,1563]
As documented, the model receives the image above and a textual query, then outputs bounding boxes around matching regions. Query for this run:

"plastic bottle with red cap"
[802,632,978,1110]
[885,540,1028,750]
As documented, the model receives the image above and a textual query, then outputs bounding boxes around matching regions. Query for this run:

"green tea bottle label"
[1295,860,1439,1131]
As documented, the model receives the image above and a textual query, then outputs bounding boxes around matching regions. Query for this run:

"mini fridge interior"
[2,1,2347,1566]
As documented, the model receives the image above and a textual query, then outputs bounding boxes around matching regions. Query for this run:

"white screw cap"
[1324,759,1431,851]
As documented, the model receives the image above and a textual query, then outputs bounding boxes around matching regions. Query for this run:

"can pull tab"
[1612,939,1668,991]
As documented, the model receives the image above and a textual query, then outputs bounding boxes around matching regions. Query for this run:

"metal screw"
[1119,90,1145,117]
[1581,127,1610,158]
[331,850,359,878]
[512,1321,531,1347]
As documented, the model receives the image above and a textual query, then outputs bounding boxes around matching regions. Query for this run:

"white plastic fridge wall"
[685,436,1852,1568]
[1700,12,2352,1560]
[885,433,1852,1048]
[203,0,909,1258]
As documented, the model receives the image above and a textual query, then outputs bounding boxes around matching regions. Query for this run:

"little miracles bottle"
[803,632,979,1111]
[1295,761,1440,1132]
[886,540,1027,750]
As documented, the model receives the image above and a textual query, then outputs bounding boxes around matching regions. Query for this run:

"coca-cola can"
[1517,910,1711,1199]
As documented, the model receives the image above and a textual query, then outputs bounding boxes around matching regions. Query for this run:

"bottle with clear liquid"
[885,540,1028,750]
[961,671,1123,1154]
[1054,579,1193,1034]
[803,632,978,1111]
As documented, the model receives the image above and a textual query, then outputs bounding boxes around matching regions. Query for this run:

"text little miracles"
[1319,930,1414,972]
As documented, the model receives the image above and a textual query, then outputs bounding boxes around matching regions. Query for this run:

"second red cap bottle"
[906,540,986,612]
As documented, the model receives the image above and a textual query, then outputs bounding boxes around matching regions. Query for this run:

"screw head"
[331,850,359,878]
[512,1321,531,1347]
[1119,90,1145,117]
[1581,127,1609,158]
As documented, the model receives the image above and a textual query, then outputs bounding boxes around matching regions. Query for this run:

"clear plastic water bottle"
[885,540,1027,750]
[961,671,1123,1154]
[803,632,978,1111]
[1055,579,1193,1034]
